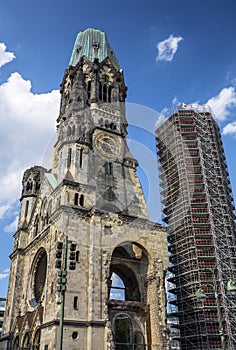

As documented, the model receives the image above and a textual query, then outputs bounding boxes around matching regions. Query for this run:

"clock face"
[95,133,120,158]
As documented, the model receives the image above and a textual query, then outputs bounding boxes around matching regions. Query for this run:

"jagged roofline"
[61,55,125,86]
[69,28,120,71]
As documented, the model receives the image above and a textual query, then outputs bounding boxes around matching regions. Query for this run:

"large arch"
[29,248,48,305]
[109,264,141,302]
[108,241,149,301]
[108,241,149,349]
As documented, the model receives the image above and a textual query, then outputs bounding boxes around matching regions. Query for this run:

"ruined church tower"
[0,29,169,350]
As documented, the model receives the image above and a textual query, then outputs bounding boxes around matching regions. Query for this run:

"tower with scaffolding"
[156,104,236,350]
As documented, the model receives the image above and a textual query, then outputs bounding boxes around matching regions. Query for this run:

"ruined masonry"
[0,28,169,350]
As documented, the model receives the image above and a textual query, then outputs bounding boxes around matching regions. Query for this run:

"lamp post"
[196,267,236,350]
[55,235,77,350]
[227,279,236,296]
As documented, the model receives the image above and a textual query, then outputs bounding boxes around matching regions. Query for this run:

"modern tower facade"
[156,106,236,350]
[0,29,169,350]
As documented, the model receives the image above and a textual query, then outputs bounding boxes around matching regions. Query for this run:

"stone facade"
[0,28,169,350]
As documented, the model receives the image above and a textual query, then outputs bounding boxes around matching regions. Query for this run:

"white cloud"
[222,121,236,136]
[156,35,183,62]
[169,87,236,123]
[0,43,15,68]
[206,87,236,121]
[4,216,19,233]
[0,204,11,219]
[155,114,167,128]
[0,171,23,205]
[3,268,10,273]
[0,273,8,280]
[0,72,60,218]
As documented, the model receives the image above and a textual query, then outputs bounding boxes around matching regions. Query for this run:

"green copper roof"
[69,28,120,70]
[45,173,57,189]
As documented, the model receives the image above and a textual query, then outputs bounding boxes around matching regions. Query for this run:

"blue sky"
[1,0,236,296]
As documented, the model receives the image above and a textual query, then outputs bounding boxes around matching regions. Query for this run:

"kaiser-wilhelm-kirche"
[0,28,169,350]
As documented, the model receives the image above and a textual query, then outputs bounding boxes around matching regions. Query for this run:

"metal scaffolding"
[156,106,236,350]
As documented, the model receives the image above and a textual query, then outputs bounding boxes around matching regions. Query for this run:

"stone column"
[146,259,169,350]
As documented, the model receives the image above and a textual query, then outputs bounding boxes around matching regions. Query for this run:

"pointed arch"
[31,249,47,304]
[22,331,30,350]
[114,314,132,346]
[12,335,20,350]
[46,200,52,224]
[32,328,41,350]
[40,198,47,228]
[79,194,84,207]
[109,272,125,300]
[33,215,39,238]
[87,80,91,100]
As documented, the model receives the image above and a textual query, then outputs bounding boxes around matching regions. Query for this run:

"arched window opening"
[34,215,39,237]
[99,82,103,100]
[22,332,30,350]
[114,316,146,350]
[79,194,84,207]
[87,81,91,100]
[44,213,49,226]
[73,296,78,309]
[24,200,29,218]
[12,335,20,350]
[34,250,47,303]
[110,123,116,130]
[108,86,112,103]
[46,201,52,223]
[40,199,47,216]
[115,314,132,348]
[26,181,33,192]
[40,199,47,228]
[99,81,111,102]
[67,147,72,168]
[134,332,145,349]
[110,243,147,302]
[32,329,41,350]
[76,250,80,262]
[109,273,125,300]
[79,148,83,168]
[74,193,79,206]
[105,162,113,175]
[103,83,107,102]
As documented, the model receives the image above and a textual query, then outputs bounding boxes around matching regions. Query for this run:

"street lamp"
[196,268,236,350]
[55,235,77,350]
[196,288,207,303]
[227,279,236,296]
[196,279,236,301]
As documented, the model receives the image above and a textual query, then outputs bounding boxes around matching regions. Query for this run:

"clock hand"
[100,139,114,151]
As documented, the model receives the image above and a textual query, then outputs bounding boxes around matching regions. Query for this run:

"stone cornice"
[40,319,106,329]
